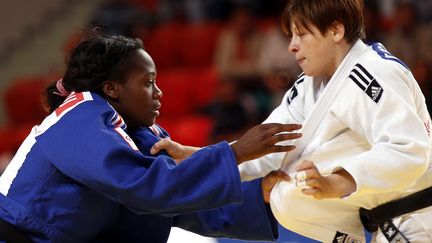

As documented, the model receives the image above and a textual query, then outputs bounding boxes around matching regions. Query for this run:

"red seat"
[0,123,33,154]
[165,115,213,147]
[3,77,48,125]
[156,69,196,119]
[142,22,185,69]
[0,76,51,154]
[177,22,224,67]
[156,67,219,119]
[192,67,218,110]
[142,21,224,69]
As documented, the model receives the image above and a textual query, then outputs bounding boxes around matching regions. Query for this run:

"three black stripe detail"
[349,64,373,91]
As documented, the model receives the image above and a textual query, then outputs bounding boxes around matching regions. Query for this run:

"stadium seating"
[0,76,49,155]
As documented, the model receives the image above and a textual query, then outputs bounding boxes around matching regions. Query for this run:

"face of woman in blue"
[103,49,163,129]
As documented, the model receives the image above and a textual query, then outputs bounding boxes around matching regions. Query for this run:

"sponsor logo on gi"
[332,231,363,243]
[379,220,410,243]
[366,80,383,103]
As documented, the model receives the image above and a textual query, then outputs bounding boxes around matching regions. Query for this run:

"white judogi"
[239,40,432,242]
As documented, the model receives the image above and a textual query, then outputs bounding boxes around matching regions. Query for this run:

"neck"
[326,40,355,80]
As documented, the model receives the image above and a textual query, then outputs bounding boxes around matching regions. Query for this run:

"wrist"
[184,146,200,157]
[229,142,243,165]
[332,170,356,197]
[261,179,270,204]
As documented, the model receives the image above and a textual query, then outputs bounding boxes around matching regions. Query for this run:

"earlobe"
[102,81,119,99]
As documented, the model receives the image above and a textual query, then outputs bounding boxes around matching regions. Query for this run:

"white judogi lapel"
[280,40,365,173]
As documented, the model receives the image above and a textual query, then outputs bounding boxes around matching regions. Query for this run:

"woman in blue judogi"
[0,34,302,243]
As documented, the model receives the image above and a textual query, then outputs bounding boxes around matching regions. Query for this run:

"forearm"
[172,178,278,241]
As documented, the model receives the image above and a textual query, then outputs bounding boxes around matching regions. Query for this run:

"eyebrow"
[148,72,156,76]
[141,72,156,78]
[132,71,156,81]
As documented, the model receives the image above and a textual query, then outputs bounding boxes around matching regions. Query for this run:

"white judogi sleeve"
[333,55,430,196]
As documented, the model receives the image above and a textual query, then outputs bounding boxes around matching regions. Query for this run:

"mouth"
[297,57,305,65]
[152,103,161,116]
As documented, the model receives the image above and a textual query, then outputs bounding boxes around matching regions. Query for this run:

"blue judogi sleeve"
[130,125,278,241]
[91,179,278,243]
[173,178,278,241]
[35,96,242,215]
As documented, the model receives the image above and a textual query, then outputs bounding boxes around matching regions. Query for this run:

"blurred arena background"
[0,0,430,242]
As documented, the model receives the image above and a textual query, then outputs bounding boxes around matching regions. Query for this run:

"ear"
[102,80,120,99]
[330,22,345,42]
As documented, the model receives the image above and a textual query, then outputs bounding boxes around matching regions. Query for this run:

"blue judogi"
[0,92,277,242]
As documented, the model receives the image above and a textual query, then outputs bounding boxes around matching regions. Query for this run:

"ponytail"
[43,80,69,113]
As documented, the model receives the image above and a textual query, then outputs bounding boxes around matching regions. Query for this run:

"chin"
[303,69,321,78]
[147,118,157,127]
[140,115,157,127]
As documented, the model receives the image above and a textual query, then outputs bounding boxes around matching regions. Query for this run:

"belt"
[0,219,33,243]
[359,186,432,242]
[359,186,432,232]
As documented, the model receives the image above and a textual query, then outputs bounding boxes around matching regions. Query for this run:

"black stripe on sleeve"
[356,63,374,80]
[352,69,370,86]
[349,74,366,90]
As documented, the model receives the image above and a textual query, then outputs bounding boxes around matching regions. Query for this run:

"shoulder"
[346,43,416,103]
[130,125,170,156]
[131,125,170,145]
[358,43,411,80]
[147,124,170,138]
[48,92,125,135]
[37,92,112,134]
[53,92,96,117]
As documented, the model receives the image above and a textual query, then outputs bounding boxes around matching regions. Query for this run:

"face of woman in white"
[288,20,347,80]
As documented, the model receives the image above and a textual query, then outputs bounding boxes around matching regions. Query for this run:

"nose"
[288,37,299,54]
[153,84,163,99]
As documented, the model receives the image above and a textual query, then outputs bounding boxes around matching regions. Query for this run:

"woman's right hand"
[150,139,199,164]
[230,123,302,164]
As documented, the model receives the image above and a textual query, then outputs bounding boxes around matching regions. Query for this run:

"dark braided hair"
[44,33,144,113]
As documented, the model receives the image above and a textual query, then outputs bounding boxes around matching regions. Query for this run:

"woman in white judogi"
[150,0,432,242]
[237,0,432,242]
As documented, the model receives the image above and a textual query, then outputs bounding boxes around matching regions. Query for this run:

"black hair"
[44,32,144,113]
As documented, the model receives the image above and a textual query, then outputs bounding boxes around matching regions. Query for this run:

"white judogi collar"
[280,39,367,173]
